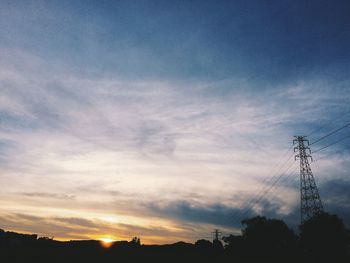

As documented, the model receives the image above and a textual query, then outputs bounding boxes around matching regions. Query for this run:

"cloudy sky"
[0,0,350,244]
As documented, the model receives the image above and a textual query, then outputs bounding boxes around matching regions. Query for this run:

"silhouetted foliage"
[300,212,349,262]
[212,238,224,251]
[38,236,53,241]
[241,216,297,260]
[222,234,245,254]
[1,213,349,263]
[194,239,212,250]
[130,236,141,246]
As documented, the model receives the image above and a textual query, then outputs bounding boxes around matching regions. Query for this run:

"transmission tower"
[293,136,324,224]
[212,229,221,242]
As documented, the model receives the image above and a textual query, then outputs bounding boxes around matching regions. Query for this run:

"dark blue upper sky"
[2,0,350,82]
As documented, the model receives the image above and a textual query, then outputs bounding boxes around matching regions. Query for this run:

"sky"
[0,0,350,244]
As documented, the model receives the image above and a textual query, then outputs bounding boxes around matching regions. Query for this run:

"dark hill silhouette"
[1,212,349,263]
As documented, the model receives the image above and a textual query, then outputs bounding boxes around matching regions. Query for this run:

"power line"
[251,165,299,216]
[272,165,299,191]
[309,121,350,146]
[279,164,300,192]
[312,134,350,153]
[244,150,295,206]
[314,144,350,162]
[225,113,350,229]
[242,161,296,217]
[238,160,297,220]
[307,109,350,137]
[226,148,295,224]
[224,145,295,226]
[224,113,349,232]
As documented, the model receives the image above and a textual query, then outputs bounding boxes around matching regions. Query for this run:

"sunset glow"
[99,238,115,248]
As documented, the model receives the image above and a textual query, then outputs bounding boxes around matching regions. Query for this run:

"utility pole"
[293,136,324,224]
[212,229,221,242]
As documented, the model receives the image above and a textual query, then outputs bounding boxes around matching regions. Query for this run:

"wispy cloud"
[1,48,350,238]
[19,192,75,200]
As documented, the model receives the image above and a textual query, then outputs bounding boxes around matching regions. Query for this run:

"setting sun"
[99,238,115,248]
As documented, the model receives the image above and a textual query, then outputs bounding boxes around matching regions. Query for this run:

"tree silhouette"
[241,216,297,259]
[222,234,246,260]
[194,239,212,250]
[300,212,349,262]
[130,236,141,246]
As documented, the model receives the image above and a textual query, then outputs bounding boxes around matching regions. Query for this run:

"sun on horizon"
[99,237,115,248]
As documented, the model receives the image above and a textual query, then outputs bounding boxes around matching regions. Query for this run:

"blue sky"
[0,0,350,243]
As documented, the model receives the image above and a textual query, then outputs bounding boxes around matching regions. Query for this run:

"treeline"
[223,212,349,262]
[0,211,349,263]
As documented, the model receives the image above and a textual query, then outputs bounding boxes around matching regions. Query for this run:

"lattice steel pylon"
[212,229,221,242]
[293,136,324,224]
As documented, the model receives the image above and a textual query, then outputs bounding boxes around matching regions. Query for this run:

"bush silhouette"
[241,216,297,259]
[300,212,349,262]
